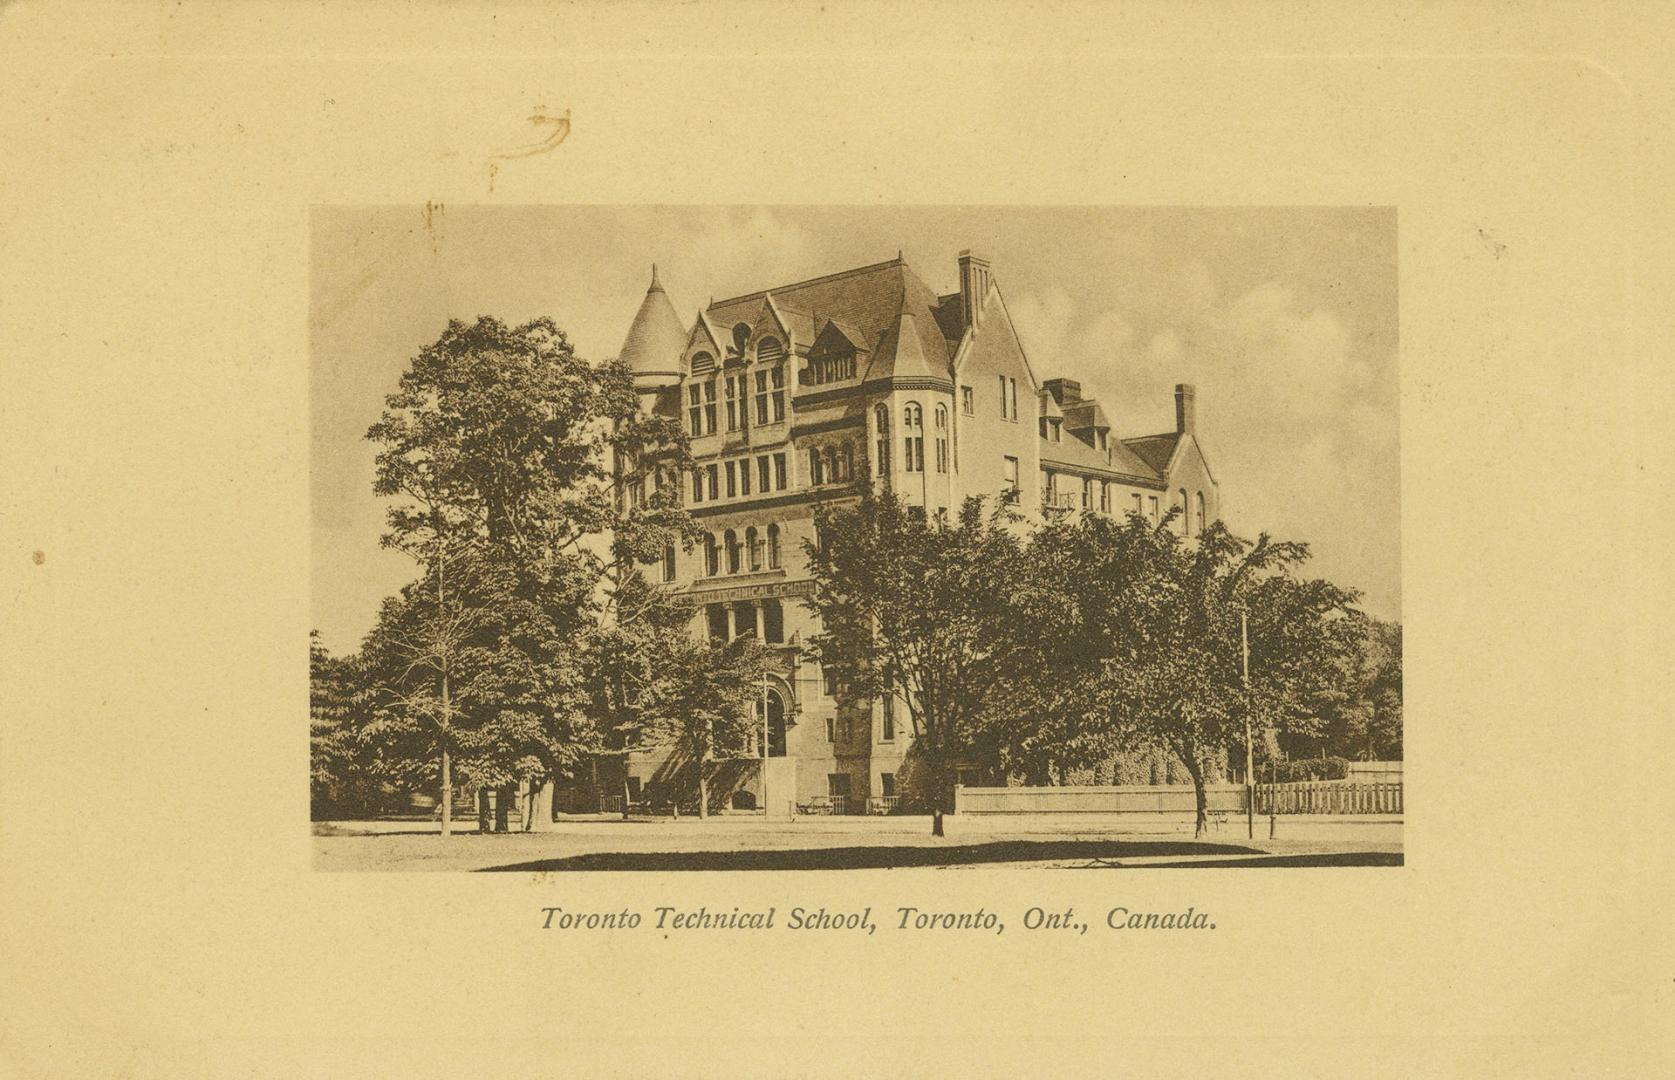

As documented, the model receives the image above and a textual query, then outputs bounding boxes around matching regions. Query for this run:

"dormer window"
[691,350,715,375]
[808,345,856,385]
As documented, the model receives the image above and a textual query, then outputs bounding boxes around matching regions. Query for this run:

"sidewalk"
[313,812,1402,871]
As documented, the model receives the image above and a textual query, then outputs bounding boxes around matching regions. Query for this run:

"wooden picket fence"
[1255,780,1402,815]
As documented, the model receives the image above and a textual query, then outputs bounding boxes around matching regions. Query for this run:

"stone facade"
[555,251,1222,817]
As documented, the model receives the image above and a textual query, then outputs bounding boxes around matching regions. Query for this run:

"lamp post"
[1241,609,1254,840]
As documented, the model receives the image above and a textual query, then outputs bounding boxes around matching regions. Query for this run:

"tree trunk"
[439,671,452,838]
[477,788,491,833]
[932,808,945,837]
[697,759,709,820]
[1182,753,1208,838]
[440,746,452,838]
[495,784,512,833]
[620,758,631,821]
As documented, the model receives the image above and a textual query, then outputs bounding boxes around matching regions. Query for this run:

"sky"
[311,205,1399,654]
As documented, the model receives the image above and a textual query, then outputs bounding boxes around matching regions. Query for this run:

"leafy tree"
[645,635,773,818]
[1112,517,1359,836]
[363,315,692,834]
[310,630,371,817]
[802,493,1024,835]
[1013,509,1360,836]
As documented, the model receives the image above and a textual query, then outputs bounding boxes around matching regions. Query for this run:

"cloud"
[1013,277,1400,616]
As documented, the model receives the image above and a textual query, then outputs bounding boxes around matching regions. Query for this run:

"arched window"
[704,533,719,577]
[1195,491,1206,535]
[841,442,855,481]
[757,336,785,363]
[823,445,837,484]
[1178,489,1189,533]
[690,350,715,375]
[903,403,924,473]
[934,405,949,474]
[746,526,762,572]
[809,447,824,485]
[767,523,781,569]
[724,529,741,574]
[756,689,787,757]
[874,404,891,475]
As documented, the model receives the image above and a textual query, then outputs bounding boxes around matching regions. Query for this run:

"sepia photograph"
[310,205,1402,871]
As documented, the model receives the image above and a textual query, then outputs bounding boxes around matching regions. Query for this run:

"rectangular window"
[1100,482,1110,513]
[687,385,702,436]
[771,365,786,421]
[810,447,824,485]
[1148,495,1159,523]
[880,772,896,797]
[754,370,769,424]
[961,385,974,415]
[758,455,771,492]
[1009,378,1018,422]
[703,380,717,434]
[1133,493,1143,517]
[1082,477,1093,509]
[692,470,703,503]
[935,437,948,473]
[662,543,676,583]
[904,435,924,472]
[828,773,851,798]
[823,667,838,698]
[773,453,787,490]
[725,460,737,498]
[706,464,718,501]
[826,717,835,742]
[706,603,728,640]
[1002,455,1019,502]
[724,376,739,432]
[1043,470,1056,500]
[739,460,751,496]
[998,374,1008,418]
[881,695,895,741]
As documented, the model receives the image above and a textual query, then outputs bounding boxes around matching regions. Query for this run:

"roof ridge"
[708,256,904,310]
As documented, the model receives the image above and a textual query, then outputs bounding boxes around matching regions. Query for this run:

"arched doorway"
[755,688,787,757]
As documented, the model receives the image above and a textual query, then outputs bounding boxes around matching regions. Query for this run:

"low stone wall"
[954,784,1249,814]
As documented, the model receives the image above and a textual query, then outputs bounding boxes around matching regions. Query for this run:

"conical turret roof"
[618,265,686,386]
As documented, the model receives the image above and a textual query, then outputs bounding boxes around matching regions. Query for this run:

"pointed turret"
[618,265,686,390]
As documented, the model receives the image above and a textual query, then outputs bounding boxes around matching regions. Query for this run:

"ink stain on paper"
[485,107,571,193]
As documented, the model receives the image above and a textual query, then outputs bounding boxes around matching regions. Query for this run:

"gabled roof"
[1123,432,1181,476]
[704,257,958,382]
[1039,389,1064,420]
[1040,431,1162,483]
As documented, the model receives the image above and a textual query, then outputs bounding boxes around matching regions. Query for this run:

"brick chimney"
[958,250,991,330]
[1175,383,1196,435]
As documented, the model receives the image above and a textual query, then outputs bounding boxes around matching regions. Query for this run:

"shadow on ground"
[475,839,1300,872]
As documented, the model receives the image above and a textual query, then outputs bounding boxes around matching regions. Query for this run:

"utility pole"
[1241,609,1254,840]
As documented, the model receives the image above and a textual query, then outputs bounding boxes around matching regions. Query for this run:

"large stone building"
[559,251,1219,815]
